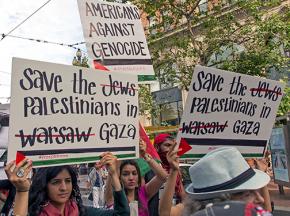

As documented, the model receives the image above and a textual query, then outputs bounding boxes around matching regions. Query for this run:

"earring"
[40,200,50,207]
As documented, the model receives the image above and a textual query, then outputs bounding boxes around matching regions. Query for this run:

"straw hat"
[186,147,270,200]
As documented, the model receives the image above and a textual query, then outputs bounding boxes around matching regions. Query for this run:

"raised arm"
[100,153,121,191]
[104,171,114,208]
[100,152,130,216]
[254,159,272,212]
[139,139,168,200]
[5,159,32,216]
[159,144,183,216]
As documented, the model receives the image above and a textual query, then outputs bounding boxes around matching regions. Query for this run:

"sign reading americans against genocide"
[8,58,139,167]
[77,0,154,75]
[178,65,285,158]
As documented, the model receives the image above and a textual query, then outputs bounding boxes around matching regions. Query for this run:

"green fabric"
[136,158,161,177]
[136,158,151,176]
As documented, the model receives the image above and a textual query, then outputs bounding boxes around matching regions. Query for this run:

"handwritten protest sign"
[77,0,154,75]
[8,58,139,167]
[178,65,285,158]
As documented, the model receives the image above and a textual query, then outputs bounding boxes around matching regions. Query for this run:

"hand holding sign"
[139,138,147,158]
[99,152,118,176]
[5,159,32,192]
[99,152,122,191]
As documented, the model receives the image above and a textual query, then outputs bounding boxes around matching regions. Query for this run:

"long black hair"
[29,165,86,216]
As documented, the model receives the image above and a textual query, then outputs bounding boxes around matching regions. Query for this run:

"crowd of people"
[0,134,274,216]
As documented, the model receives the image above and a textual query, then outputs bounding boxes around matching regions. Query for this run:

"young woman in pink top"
[105,140,168,216]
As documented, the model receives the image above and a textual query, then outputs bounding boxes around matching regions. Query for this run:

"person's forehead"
[52,169,71,179]
[161,140,175,145]
[122,164,137,172]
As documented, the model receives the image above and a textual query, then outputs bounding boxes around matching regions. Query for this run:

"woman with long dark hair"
[105,140,168,216]
[5,152,130,216]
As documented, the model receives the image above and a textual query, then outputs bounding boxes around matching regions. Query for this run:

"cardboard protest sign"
[178,65,285,159]
[77,0,154,76]
[8,58,139,167]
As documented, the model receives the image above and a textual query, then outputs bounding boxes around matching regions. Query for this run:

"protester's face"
[231,190,264,205]
[94,162,99,169]
[159,139,175,153]
[47,169,72,206]
[120,164,138,190]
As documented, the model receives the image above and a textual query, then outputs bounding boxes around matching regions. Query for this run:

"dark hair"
[182,193,231,215]
[29,165,86,216]
[88,162,95,168]
[120,160,145,211]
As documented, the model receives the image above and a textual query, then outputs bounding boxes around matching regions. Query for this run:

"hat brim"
[185,169,270,200]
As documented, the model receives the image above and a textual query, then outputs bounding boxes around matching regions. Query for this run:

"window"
[160,101,183,126]
[198,0,208,13]
[148,16,157,35]
[162,11,171,31]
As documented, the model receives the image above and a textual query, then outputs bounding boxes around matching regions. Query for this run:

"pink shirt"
[138,185,149,216]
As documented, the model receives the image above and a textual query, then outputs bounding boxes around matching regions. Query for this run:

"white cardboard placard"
[8,58,139,167]
[178,65,285,158]
[77,0,154,75]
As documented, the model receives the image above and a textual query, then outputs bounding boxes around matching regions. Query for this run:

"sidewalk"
[268,179,290,212]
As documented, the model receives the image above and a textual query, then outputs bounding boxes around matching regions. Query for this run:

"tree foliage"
[131,0,289,115]
[278,86,290,116]
[138,84,160,119]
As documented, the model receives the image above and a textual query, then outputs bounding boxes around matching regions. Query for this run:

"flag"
[16,151,26,165]
[138,123,160,176]
[178,138,192,156]
[93,60,109,71]
[139,122,160,160]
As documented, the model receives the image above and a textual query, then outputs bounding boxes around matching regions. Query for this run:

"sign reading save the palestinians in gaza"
[77,0,154,75]
[8,58,139,167]
[178,65,285,159]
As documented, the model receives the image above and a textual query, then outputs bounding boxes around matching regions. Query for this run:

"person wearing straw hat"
[159,147,272,216]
